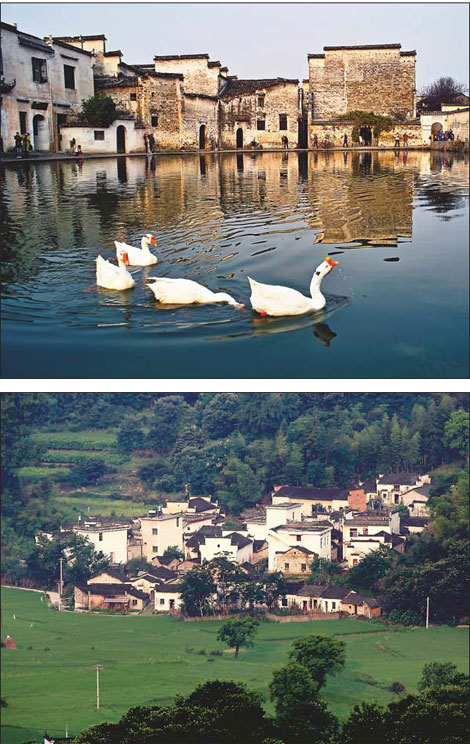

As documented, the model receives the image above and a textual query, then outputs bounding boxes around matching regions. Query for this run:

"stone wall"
[181,94,219,149]
[220,82,299,149]
[309,121,421,148]
[309,46,416,120]
[154,55,220,97]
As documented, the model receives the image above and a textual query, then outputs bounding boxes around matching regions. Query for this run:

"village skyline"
[2,1,469,87]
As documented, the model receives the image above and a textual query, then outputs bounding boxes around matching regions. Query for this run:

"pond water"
[1,150,468,379]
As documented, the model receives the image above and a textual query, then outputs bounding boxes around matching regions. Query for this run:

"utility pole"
[96,664,102,709]
[426,596,430,628]
[58,557,63,611]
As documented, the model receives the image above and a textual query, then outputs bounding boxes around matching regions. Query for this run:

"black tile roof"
[401,517,430,527]
[319,586,351,600]
[219,77,298,99]
[226,532,252,549]
[324,43,402,51]
[189,497,215,512]
[275,545,315,555]
[377,473,420,486]
[253,540,268,552]
[275,486,349,501]
[154,53,209,60]
[342,591,380,608]
[154,583,183,593]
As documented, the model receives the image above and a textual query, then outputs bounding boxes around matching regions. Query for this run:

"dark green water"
[1,150,468,378]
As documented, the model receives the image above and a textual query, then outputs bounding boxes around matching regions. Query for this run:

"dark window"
[350,529,357,538]
[281,597,288,607]
[257,94,265,108]
[64,65,75,90]
[98,532,103,541]
[152,546,158,553]
[257,119,266,131]
[284,563,289,570]
[132,599,138,606]
[32,57,48,83]
[296,534,301,542]
[301,563,307,571]
[130,92,137,101]
[151,114,158,127]
[160,597,165,605]
[152,528,158,535]
[19,112,27,134]
[279,114,288,130]
[94,131,105,141]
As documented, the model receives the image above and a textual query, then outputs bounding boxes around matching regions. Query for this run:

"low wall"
[309,121,422,147]
[266,612,342,622]
[59,119,145,155]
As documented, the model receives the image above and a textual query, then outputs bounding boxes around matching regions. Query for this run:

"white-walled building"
[376,473,430,506]
[271,486,350,515]
[342,511,400,542]
[139,512,184,561]
[199,532,253,565]
[74,523,130,564]
[268,520,332,571]
[154,584,183,613]
[1,22,94,152]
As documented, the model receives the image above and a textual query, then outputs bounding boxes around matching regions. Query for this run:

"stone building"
[219,77,299,149]
[307,44,419,147]
[0,21,94,152]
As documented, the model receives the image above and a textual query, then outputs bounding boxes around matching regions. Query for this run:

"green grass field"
[1,588,468,744]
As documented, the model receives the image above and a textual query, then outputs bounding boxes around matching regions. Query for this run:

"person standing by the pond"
[282,135,289,149]
[76,144,83,162]
[394,132,401,148]
[343,133,348,148]
[14,132,23,157]
[148,131,155,153]
[403,132,409,147]
[313,133,318,148]
[23,132,32,157]
[143,131,149,152]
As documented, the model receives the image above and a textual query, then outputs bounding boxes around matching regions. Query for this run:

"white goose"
[96,253,135,291]
[248,257,339,316]
[146,277,244,308]
[115,233,158,266]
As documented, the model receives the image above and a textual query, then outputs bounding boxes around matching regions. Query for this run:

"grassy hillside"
[1,588,468,744]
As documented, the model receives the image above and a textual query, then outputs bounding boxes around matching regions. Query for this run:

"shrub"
[81,95,117,127]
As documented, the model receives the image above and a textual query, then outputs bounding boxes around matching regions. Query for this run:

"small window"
[332,602,336,609]
[98,532,103,541]
[284,563,289,570]
[279,114,288,130]
[94,131,105,141]
[257,94,265,108]
[19,112,27,134]
[64,65,76,90]
[130,92,137,101]
[176,518,179,527]
[152,528,158,535]
[281,597,288,607]
[152,546,159,553]
[257,119,266,131]
[32,57,47,83]
[132,599,138,606]
[363,527,368,535]
[151,114,159,127]
[296,535,301,542]
[301,563,307,571]
[350,529,357,538]
[160,597,165,605]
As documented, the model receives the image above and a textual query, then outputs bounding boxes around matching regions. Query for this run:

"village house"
[343,531,405,567]
[218,77,300,149]
[268,520,333,572]
[376,472,431,506]
[199,531,253,565]
[153,583,184,613]
[0,21,94,152]
[74,582,147,612]
[400,516,431,535]
[138,511,184,561]
[340,591,382,618]
[399,483,431,516]
[273,545,317,576]
[184,525,224,560]
[271,485,350,515]
[73,516,132,564]
[307,43,420,147]
[278,584,381,616]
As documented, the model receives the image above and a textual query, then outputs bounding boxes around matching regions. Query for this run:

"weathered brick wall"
[273,548,311,575]
[220,82,299,148]
[154,57,219,96]
[181,95,219,149]
[138,76,183,148]
[309,48,416,120]
[309,121,421,147]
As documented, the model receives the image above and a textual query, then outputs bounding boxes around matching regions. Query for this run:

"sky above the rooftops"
[2,1,469,89]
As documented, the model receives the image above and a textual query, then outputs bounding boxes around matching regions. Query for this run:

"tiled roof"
[325,43,402,51]
[319,586,351,600]
[275,545,315,555]
[226,532,252,549]
[219,77,298,99]
[287,584,325,597]
[154,583,183,594]
[401,517,430,527]
[253,540,268,552]
[189,497,216,513]
[154,53,209,60]
[342,591,380,608]
[275,486,349,501]
[95,75,138,89]
[104,49,122,57]
[377,473,420,486]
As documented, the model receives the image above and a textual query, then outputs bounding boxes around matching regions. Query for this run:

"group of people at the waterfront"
[431,128,455,142]
[14,131,32,158]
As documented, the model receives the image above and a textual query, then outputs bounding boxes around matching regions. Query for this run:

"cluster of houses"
[2,21,468,155]
[38,472,432,618]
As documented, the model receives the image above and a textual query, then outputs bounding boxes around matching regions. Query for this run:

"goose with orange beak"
[115,233,158,266]
[96,252,135,291]
[248,257,338,316]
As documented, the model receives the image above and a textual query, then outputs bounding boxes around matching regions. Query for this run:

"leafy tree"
[217,616,259,658]
[270,663,338,743]
[200,394,240,438]
[81,95,117,127]
[163,545,184,561]
[68,456,107,487]
[64,534,109,586]
[180,565,216,617]
[418,662,469,692]
[418,77,468,113]
[126,556,154,574]
[346,545,394,593]
[289,634,346,688]
[443,410,469,461]
[117,416,146,452]
[308,557,344,586]
[340,702,388,744]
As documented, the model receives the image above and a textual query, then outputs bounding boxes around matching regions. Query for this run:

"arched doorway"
[359,125,372,146]
[32,114,49,151]
[236,128,243,149]
[199,124,206,150]
[116,125,126,153]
